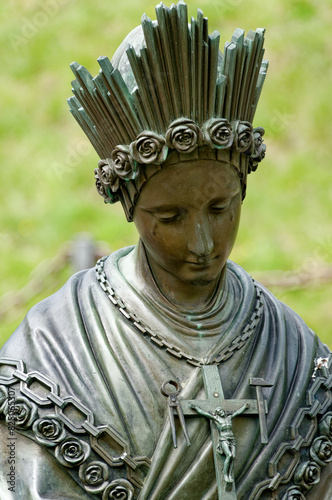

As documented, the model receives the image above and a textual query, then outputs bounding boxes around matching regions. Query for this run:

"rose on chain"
[166,118,203,153]
[102,479,134,500]
[3,396,38,430]
[0,386,8,412]
[111,146,138,181]
[234,120,253,153]
[55,437,90,468]
[310,436,332,466]
[294,460,320,488]
[202,118,234,150]
[318,412,332,440]
[79,461,109,494]
[281,486,305,500]
[249,126,266,171]
[33,415,66,447]
[130,132,168,165]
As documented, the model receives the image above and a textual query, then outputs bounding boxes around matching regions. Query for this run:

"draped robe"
[0,244,331,499]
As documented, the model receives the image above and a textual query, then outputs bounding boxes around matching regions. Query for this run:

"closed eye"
[156,213,181,223]
[210,204,229,213]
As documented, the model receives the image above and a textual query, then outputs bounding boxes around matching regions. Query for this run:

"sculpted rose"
[130,132,168,164]
[310,436,332,465]
[4,396,38,430]
[98,159,119,188]
[281,486,305,500]
[235,120,253,153]
[94,168,109,199]
[166,118,202,153]
[316,439,332,461]
[295,460,320,488]
[55,437,90,467]
[86,465,102,484]
[203,118,234,149]
[0,386,7,411]
[303,462,320,484]
[102,479,134,500]
[33,415,66,447]
[79,461,109,494]
[250,126,266,171]
[318,412,332,439]
[111,146,137,180]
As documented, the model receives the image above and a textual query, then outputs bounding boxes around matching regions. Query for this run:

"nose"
[187,217,214,258]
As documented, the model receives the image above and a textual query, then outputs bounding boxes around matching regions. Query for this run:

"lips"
[185,259,213,266]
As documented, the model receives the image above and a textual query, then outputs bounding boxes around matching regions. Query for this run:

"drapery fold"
[0,246,331,499]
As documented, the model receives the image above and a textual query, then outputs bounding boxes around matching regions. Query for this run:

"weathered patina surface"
[1,2,332,499]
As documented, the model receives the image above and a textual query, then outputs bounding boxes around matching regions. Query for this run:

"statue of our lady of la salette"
[0,3,331,499]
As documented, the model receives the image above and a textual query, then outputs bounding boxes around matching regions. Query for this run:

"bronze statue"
[0,2,331,499]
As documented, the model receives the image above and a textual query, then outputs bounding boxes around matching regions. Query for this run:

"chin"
[190,278,215,286]
[183,263,225,287]
[187,274,218,286]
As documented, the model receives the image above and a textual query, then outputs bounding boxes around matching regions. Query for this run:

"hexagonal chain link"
[0,357,150,482]
[248,355,332,499]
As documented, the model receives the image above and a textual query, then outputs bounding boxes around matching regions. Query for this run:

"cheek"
[230,196,241,226]
[229,209,239,229]
[144,224,185,263]
[135,213,159,245]
[141,222,159,249]
[229,209,240,238]
[228,207,241,244]
[141,223,173,255]
[214,204,241,250]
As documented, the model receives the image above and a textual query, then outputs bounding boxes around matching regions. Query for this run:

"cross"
[166,365,272,500]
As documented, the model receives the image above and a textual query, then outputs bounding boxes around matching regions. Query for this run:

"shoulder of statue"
[256,278,325,345]
[100,245,136,274]
[227,260,329,354]
[0,264,102,361]
[226,259,251,279]
[226,260,257,293]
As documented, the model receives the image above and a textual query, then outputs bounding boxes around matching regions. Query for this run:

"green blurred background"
[0,0,331,347]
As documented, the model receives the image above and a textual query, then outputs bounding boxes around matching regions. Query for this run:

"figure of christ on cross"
[190,402,249,484]
[161,366,271,499]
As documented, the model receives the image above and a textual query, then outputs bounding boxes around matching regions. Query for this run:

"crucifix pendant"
[161,365,272,500]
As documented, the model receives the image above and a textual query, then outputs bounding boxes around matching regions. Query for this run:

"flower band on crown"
[94,117,266,205]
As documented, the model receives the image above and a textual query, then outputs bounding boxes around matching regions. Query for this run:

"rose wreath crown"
[68,1,268,221]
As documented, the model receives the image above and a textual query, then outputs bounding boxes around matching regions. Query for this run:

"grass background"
[0,0,331,347]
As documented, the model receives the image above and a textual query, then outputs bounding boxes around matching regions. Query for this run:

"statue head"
[215,407,226,417]
[68,1,268,222]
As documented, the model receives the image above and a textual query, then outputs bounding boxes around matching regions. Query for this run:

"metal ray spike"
[208,31,220,118]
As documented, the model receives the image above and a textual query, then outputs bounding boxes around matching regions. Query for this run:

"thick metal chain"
[248,357,332,499]
[0,358,150,494]
[95,257,264,367]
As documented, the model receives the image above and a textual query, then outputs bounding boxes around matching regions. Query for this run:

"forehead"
[137,159,240,208]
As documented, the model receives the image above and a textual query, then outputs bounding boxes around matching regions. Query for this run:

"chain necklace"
[95,257,264,367]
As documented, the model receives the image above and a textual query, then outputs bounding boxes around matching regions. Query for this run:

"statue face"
[133,159,241,302]
[216,408,226,417]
